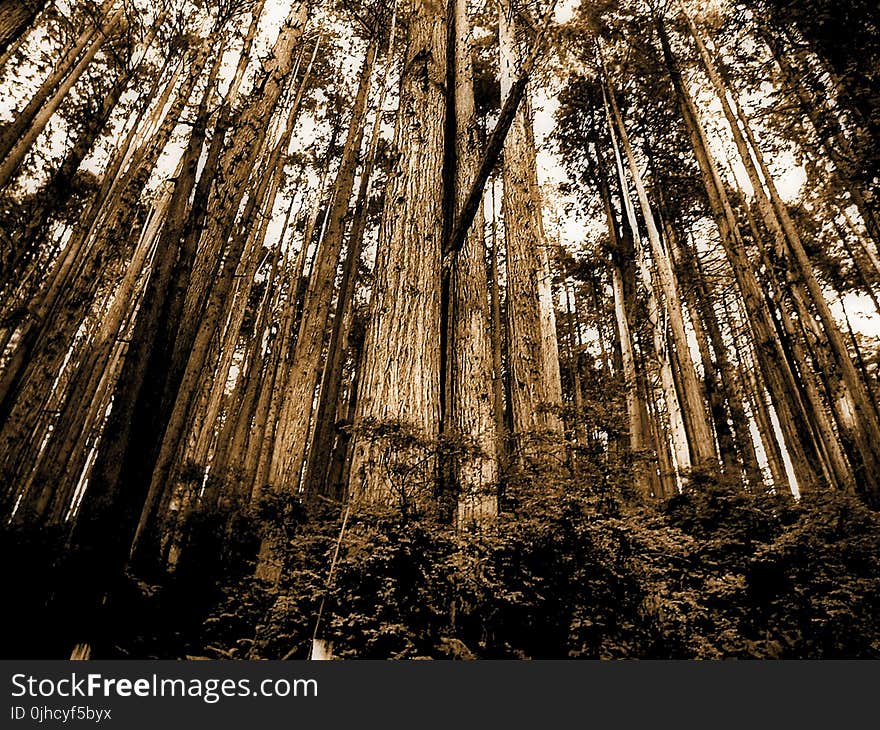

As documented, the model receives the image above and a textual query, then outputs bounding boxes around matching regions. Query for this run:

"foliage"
[191,467,880,660]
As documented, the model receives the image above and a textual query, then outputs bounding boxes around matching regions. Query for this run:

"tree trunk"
[347,0,446,509]
[485,180,508,470]
[601,63,717,471]
[682,235,763,488]
[134,4,310,555]
[448,0,498,523]
[498,0,562,457]
[271,37,377,495]
[0,0,44,57]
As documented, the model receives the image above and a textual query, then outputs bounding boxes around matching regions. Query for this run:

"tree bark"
[448,0,498,523]
[0,0,45,57]
[498,0,563,457]
[347,0,447,510]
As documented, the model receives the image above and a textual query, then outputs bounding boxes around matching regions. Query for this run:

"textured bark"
[0,0,44,57]
[449,0,498,523]
[347,0,447,508]
[499,0,562,453]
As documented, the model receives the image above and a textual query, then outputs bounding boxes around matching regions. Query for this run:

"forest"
[1,0,880,660]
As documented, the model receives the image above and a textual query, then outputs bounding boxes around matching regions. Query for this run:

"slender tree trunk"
[717,285,789,492]
[562,278,587,447]
[271,37,377,495]
[485,180,508,471]
[684,238,763,487]
[447,0,498,523]
[0,9,168,295]
[133,4,309,557]
[498,0,562,457]
[665,219,738,473]
[737,181,854,492]
[601,62,717,471]
[684,9,880,503]
[0,0,117,160]
[12,178,174,523]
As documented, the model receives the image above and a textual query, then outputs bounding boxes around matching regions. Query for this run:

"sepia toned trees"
[1,0,880,658]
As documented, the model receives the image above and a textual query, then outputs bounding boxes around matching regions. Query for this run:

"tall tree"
[498,0,563,455]
[447,0,499,522]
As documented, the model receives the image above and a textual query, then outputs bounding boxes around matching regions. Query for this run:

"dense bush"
[6,469,880,659]
[197,474,880,660]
